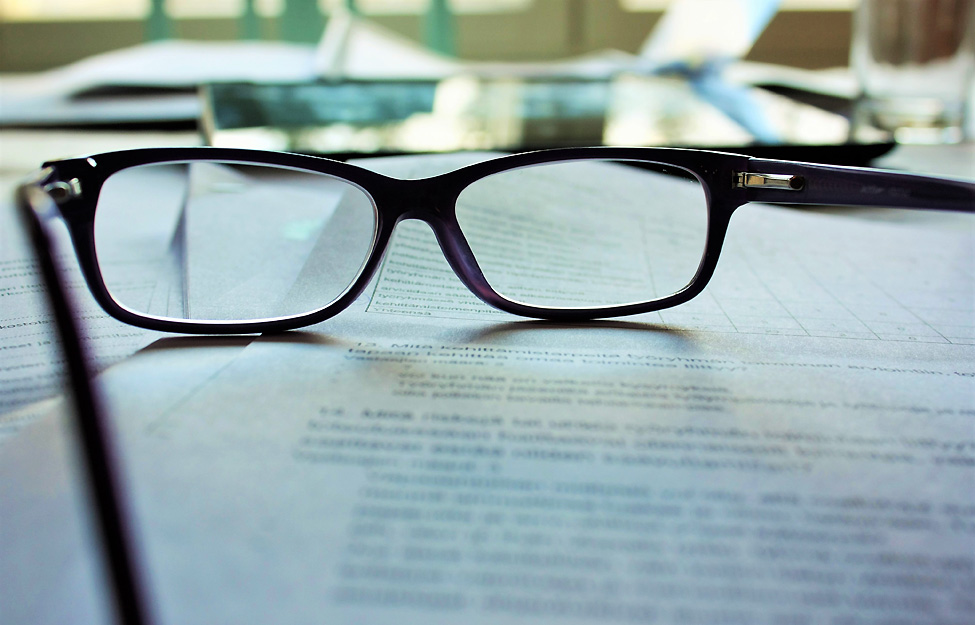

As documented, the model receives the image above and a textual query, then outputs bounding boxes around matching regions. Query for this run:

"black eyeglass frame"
[19,146,975,334]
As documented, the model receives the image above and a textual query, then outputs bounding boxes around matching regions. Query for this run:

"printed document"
[1,153,973,625]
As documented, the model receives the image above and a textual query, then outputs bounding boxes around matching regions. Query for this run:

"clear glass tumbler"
[850,0,975,143]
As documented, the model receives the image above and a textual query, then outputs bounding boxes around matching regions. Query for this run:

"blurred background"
[0,0,855,72]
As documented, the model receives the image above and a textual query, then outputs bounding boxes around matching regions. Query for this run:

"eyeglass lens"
[456,160,708,309]
[94,162,378,321]
[92,159,709,322]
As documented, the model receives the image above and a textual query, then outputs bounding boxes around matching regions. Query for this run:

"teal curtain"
[424,0,456,56]
[280,0,326,43]
[146,0,170,40]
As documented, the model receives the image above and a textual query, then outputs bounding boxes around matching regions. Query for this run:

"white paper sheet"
[0,41,319,126]
[120,332,975,625]
[2,151,972,624]
[0,131,202,430]
[0,176,162,428]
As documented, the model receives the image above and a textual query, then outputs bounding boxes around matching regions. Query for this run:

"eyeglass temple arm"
[739,158,975,213]
[15,179,155,625]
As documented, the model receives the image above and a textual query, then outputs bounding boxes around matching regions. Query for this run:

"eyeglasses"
[17,146,975,334]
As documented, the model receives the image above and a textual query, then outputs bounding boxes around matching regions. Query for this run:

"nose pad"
[430,221,487,286]
[385,216,462,282]
[384,214,505,311]
[426,218,512,310]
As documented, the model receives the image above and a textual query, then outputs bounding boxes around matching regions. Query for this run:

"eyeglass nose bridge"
[376,177,511,312]
[382,176,454,224]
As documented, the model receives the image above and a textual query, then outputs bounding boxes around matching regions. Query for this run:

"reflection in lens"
[455,160,709,309]
[94,161,377,322]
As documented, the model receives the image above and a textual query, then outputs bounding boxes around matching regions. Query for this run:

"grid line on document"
[788,245,970,344]
[855,235,969,344]
[3,329,57,343]
[1,313,54,324]
[867,237,975,345]
[867,278,962,345]
[703,290,739,334]
[733,245,813,338]
[787,249,884,342]
[364,217,974,342]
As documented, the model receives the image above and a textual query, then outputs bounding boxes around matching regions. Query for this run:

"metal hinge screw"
[42,178,82,203]
[735,172,804,191]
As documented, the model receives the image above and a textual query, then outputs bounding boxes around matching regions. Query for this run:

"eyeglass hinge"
[42,178,82,203]
[735,172,804,191]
